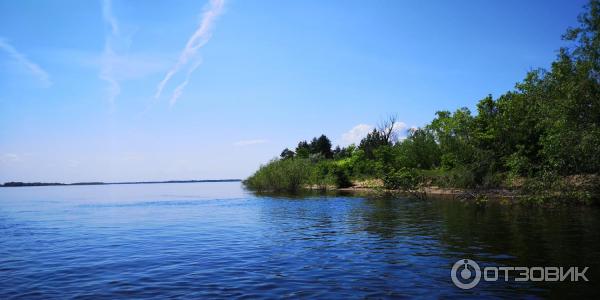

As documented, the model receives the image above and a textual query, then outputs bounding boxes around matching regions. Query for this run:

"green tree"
[359,129,388,159]
[310,134,333,158]
[295,140,310,159]
[398,128,441,169]
[280,148,295,159]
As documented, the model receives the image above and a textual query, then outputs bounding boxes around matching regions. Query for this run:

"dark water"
[1,182,599,299]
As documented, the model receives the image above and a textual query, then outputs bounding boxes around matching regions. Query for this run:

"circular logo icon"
[451,259,481,289]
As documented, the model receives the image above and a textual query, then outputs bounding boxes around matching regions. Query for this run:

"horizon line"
[1,179,242,188]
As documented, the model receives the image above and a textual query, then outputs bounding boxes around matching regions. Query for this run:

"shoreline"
[336,186,521,202]
[335,178,518,198]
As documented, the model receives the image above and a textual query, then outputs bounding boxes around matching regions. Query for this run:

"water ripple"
[1,182,599,299]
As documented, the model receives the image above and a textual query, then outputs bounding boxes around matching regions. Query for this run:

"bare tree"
[377,114,400,144]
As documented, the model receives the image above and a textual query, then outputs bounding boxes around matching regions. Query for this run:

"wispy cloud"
[155,0,225,106]
[101,0,119,36]
[233,139,268,147]
[100,0,125,106]
[169,60,202,106]
[0,38,51,87]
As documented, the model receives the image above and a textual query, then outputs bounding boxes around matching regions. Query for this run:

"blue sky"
[0,0,588,182]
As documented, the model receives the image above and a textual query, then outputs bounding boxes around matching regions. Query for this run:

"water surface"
[1,182,598,298]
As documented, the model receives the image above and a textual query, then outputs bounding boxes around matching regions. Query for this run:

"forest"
[244,0,600,204]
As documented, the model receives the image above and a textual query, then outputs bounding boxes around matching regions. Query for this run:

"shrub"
[383,168,419,191]
[309,161,335,189]
[331,164,353,188]
[243,158,311,192]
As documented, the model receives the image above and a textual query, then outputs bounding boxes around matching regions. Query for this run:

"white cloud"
[233,139,268,146]
[341,121,411,145]
[392,122,409,140]
[0,38,51,87]
[155,0,225,105]
[341,124,374,145]
[392,122,408,132]
[100,0,123,106]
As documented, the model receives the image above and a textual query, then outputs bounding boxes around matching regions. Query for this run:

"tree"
[399,128,441,169]
[334,145,355,159]
[245,0,600,195]
[563,0,600,72]
[333,145,342,156]
[427,108,475,169]
[295,141,310,159]
[312,134,333,158]
[377,115,401,144]
[280,148,295,159]
[359,129,388,159]
[357,115,404,159]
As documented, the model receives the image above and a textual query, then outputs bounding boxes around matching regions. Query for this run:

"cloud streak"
[155,0,225,105]
[169,60,202,106]
[0,38,51,87]
[101,0,119,36]
[99,0,123,106]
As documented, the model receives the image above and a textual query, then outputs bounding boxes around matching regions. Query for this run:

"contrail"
[100,0,121,106]
[155,0,225,105]
[0,38,51,87]
[101,0,119,36]
[169,60,202,107]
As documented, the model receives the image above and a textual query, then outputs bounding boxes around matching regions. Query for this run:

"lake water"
[1,182,598,299]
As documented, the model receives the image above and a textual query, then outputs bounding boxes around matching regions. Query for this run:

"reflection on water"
[0,182,598,298]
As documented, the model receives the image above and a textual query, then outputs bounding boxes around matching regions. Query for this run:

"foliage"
[311,135,334,159]
[243,158,311,192]
[245,1,600,204]
[243,156,354,192]
[280,148,295,159]
[359,129,389,159]
[331,163,353,188]
[295,141,310,159]
[383,168,419,191]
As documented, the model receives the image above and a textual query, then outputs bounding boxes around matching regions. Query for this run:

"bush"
[383,168,419,191]
[309,161,335,189]
[243,157,354,192]
[331,165,353,188]
[521,171,599,205]
[423,166,475,188]
[243,158,311,192]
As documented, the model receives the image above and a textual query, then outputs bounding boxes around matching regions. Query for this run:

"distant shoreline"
[0,179,242,188]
